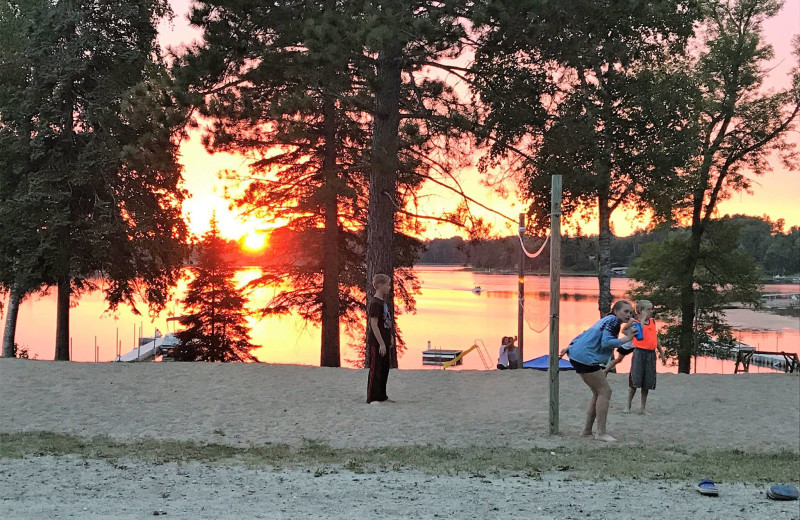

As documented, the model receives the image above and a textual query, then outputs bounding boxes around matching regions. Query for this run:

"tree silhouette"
[174,219,258,362]
[0,0,189,359]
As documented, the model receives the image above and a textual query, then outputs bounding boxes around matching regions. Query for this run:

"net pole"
[549,175,562,435]
[517,213,525,368]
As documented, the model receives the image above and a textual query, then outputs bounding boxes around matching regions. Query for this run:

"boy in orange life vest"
[623,300,662,414]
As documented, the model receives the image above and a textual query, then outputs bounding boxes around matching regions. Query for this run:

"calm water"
[5,266,799,373]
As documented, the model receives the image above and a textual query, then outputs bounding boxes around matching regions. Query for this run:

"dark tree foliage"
[174,219,258,362]
[628,219,762,365]
[174,0,375,367]
[0,0,189,359]
[174,1,474,368]
[659,0,800,373]
[470,0,700,317]
[418,214,795,277]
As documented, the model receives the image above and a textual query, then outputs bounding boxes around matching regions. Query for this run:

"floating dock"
[422,349,463,366]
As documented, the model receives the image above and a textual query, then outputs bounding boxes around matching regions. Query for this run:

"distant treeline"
[418,215,800,276]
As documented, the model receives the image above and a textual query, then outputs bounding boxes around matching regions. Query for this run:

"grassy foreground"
[1,432,797,482]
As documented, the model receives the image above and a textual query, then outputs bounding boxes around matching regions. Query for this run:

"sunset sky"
[160,0,800,243]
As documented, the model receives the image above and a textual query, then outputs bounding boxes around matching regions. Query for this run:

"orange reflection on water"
[5,267,798,374]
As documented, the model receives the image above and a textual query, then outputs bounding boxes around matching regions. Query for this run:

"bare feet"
[639,409,650,415]
[594,433,617,442]
[622,408,631,414]
[580,431,594,437]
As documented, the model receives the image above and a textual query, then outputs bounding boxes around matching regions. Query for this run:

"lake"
[5,266,799,373]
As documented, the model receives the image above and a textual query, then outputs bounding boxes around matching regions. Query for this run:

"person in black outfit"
[366,273,393,403]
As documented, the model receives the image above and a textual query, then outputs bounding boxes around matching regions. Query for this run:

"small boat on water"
[472,286,482,293]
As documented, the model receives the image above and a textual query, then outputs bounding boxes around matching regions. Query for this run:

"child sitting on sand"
[496,336,519,370]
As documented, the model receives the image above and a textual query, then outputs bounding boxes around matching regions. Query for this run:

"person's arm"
[656,337,666,361]
[370,316,387,356]
[559,346,569,358]
[602,320,636,349]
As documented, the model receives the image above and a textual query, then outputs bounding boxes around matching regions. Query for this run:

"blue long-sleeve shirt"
[566,314,624,366]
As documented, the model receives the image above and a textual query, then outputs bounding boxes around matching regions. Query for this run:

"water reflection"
[5,266,798,374]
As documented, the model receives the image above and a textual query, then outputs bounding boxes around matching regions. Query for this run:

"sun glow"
[242,231,268,251]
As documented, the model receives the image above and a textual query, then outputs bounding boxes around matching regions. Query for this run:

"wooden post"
[517,213,525,368]
[549,175,562,435]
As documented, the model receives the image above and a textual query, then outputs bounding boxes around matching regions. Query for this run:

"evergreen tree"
[175,0,380,367]
[0,0,189,359]
[175,1,472,368]
[174,219,258,362]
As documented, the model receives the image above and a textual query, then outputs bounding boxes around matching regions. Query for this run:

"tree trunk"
[366,39,402,369]
[55,276,71,360]
[597,197,613,318]
[320,95,341,367]
[1,284,22,358]
[677,198,706,373]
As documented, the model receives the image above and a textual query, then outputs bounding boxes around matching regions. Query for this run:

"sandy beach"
[1,359,798,519]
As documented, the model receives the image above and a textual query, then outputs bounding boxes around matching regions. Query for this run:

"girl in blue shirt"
[559,300,636,442]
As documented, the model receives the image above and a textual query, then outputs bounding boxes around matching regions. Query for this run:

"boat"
[472,286,482,293]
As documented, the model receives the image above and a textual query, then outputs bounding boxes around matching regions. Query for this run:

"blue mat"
[523,354,575,371]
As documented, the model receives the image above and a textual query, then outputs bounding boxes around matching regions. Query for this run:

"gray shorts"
[629,348,656,390]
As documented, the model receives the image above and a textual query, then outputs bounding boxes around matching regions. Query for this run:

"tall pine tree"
[0,0,189,359]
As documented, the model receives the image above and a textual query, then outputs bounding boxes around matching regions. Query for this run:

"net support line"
[518,233,550,258]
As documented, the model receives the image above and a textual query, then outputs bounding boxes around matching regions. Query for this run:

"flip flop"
[767,484,799,501]
[696,478,719,496]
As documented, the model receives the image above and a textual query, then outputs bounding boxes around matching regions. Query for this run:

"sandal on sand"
[696,478,719,496]
[767,484,799,501]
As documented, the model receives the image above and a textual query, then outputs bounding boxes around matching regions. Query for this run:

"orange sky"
[161,0,800,242]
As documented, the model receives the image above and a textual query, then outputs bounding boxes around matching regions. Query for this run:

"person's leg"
[625,387,636,414]
[580,370,615,442]
[366,345,378,403]
[375,347,391,401]
[640,389,649,414]
[581,391,598,436]
[639,351,656,414]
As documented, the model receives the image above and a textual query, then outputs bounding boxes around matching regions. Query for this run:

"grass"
[1,431,798,483]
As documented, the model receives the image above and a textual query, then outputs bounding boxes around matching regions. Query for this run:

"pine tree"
[0,0,189,359]
[174,219,258,362]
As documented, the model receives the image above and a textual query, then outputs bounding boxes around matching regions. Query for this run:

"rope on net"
[518,233,550,258]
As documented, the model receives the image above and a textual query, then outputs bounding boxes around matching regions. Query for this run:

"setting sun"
[242,232,267,251]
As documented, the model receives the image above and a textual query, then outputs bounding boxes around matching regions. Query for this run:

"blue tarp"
[523,354,575,371]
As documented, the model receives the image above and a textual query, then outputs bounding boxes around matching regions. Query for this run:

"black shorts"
[569,359,603,374]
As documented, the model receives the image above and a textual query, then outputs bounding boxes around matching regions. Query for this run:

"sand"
[1,359,799,519]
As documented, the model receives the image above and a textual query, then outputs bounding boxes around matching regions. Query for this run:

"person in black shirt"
[366,273,393,403]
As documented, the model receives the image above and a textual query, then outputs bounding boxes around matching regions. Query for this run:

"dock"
[422,349,464,366]
[115,334,179,362]
[732,346,800,374]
